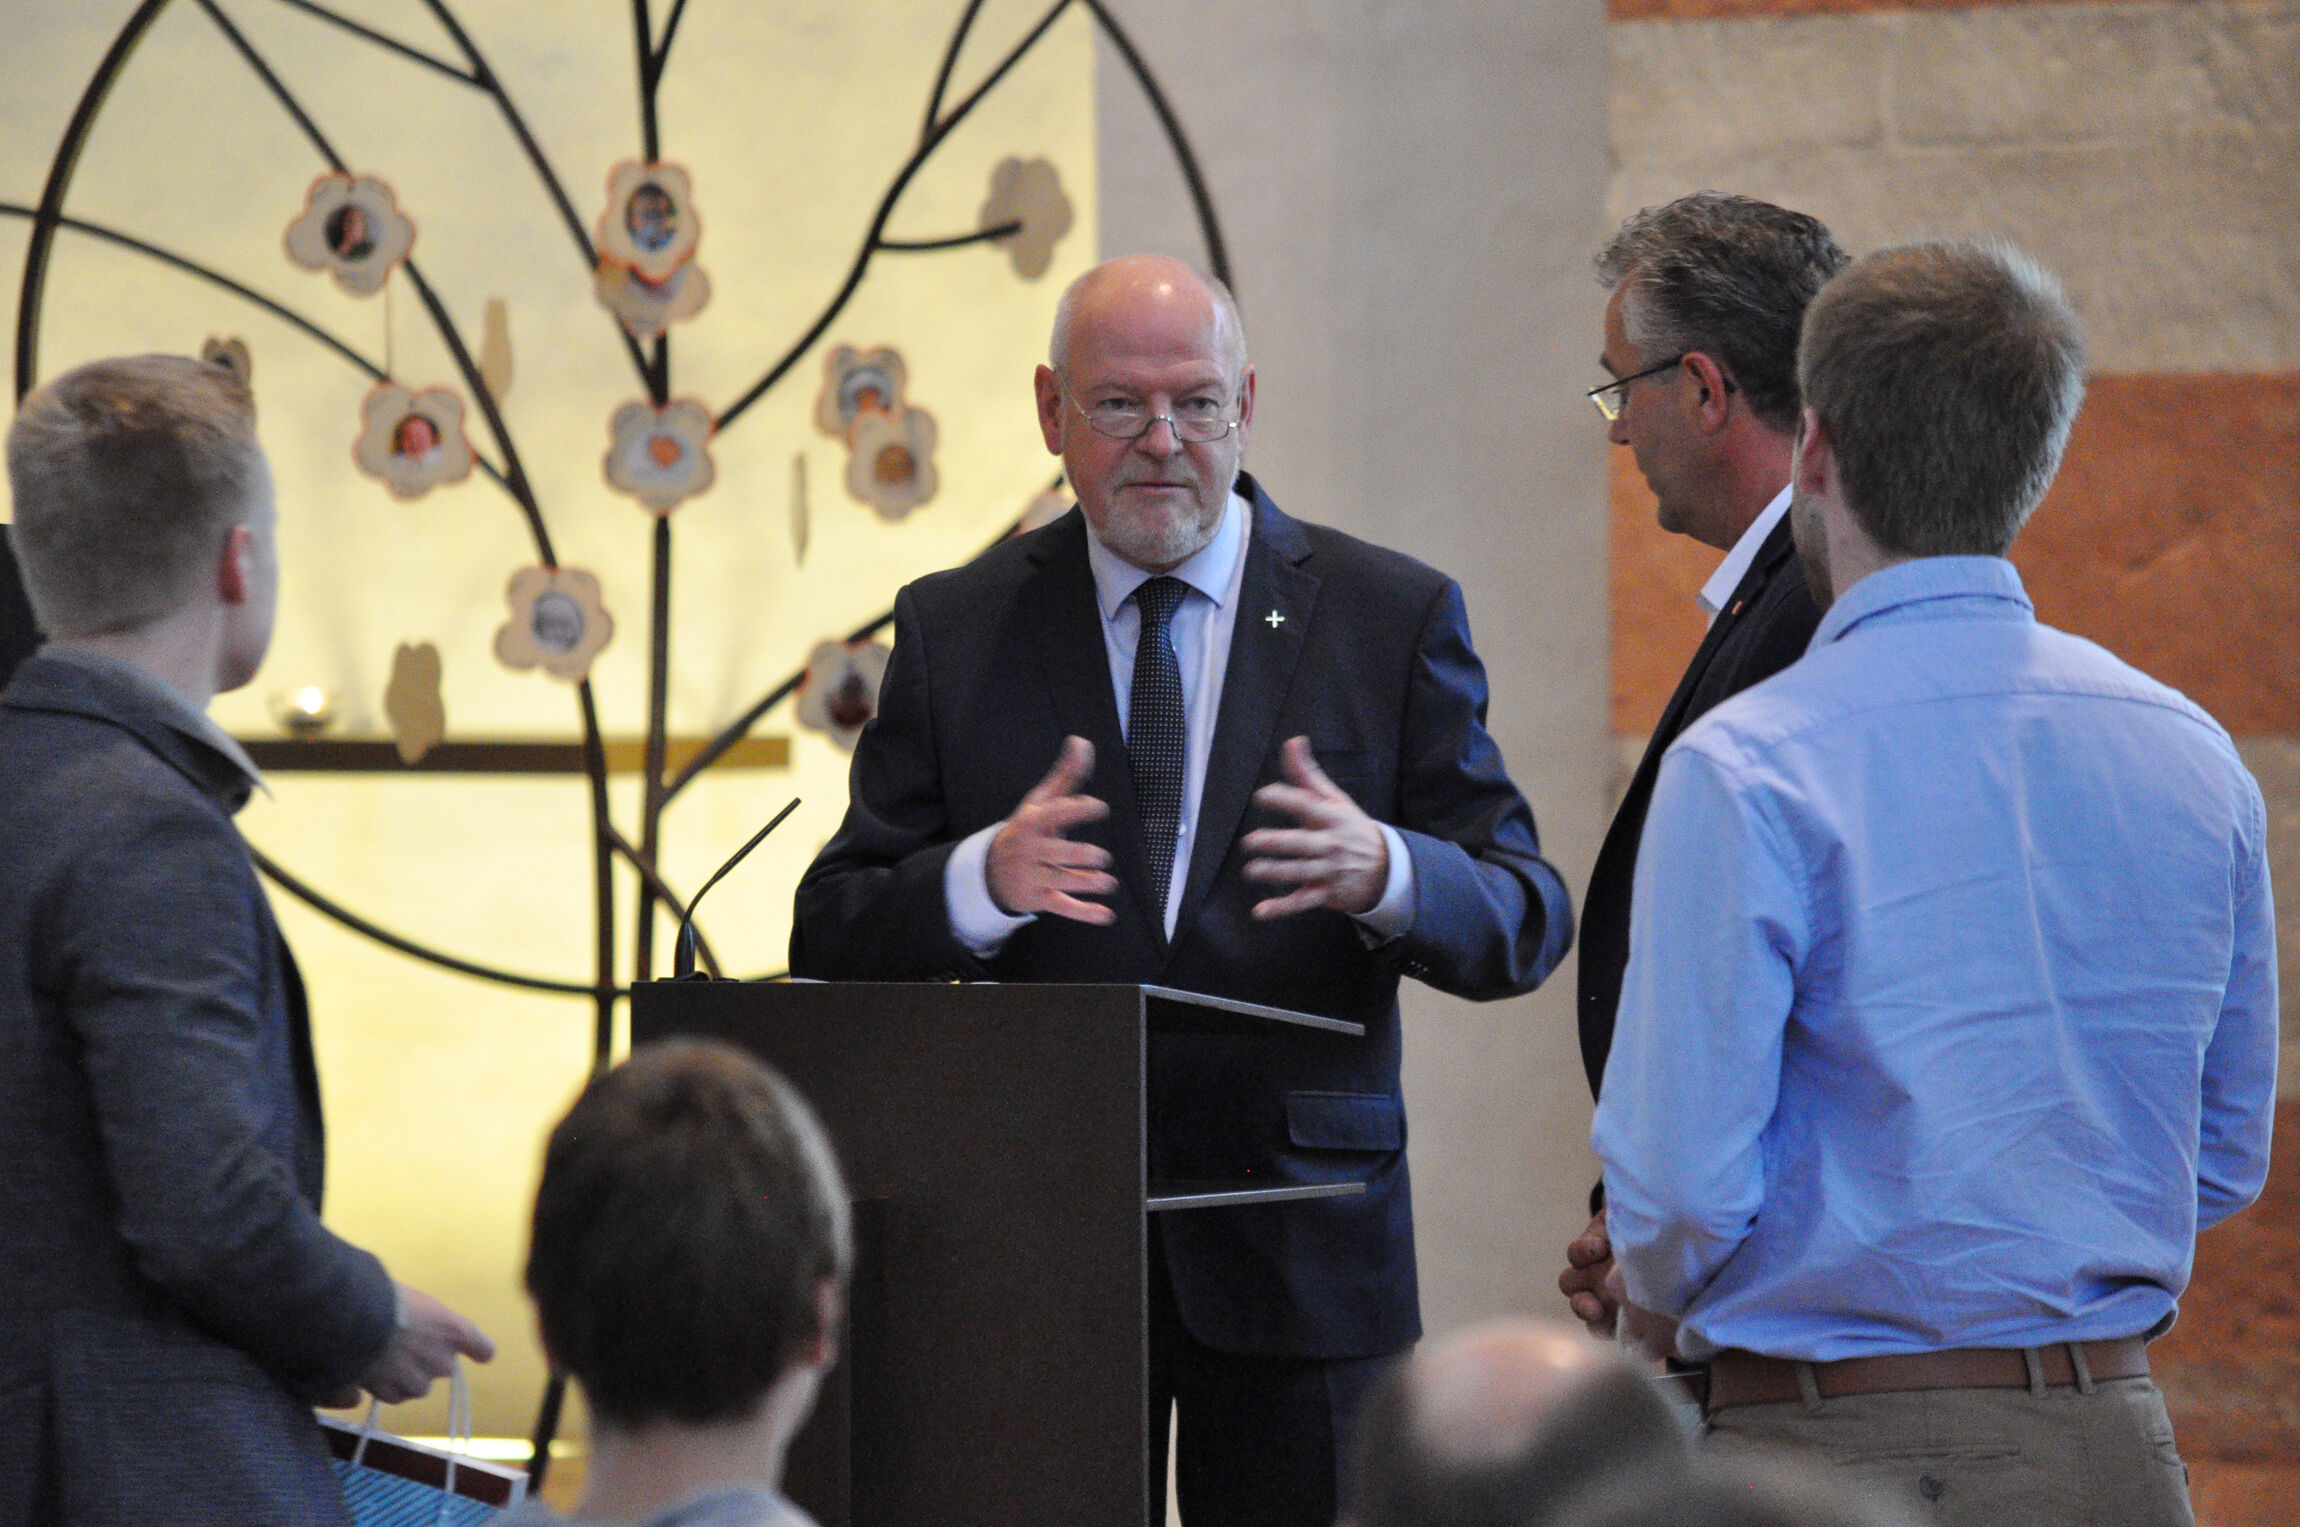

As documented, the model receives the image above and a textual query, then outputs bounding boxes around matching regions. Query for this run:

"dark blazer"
[793,476,1573,1360]
[0,527,39,693]
[0,654,396,1527]
[1577,512,1820,1107]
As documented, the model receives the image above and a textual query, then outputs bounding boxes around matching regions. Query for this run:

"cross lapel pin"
[1264,609,1285,630]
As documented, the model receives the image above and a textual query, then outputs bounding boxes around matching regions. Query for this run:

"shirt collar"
[36,645,268,800]
[1697,483,1794,617]
[1812,555,2034,649]
[1086,488,1250,621]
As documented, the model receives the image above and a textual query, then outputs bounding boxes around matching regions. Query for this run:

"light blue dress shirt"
[947,491,1415,948]
[1595,556,2278,1362]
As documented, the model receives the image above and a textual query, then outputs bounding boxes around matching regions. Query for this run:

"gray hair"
[1596,192,1849,433]
[7,353,263,638]
[1049,257,1248,378]
[1799,240,2088,558]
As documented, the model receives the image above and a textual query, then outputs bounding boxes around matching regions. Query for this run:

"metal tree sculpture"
[7,0,1229,1474]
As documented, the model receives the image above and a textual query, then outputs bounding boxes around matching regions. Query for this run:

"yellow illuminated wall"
[1,0,1096,1441]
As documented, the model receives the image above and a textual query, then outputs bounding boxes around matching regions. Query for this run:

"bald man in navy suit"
[793,257,1572,1527]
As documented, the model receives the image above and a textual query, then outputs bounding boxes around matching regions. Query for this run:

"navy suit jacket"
[0,654,396,1527]
[1576,512,1820,1110]
[792,476,1572,1360]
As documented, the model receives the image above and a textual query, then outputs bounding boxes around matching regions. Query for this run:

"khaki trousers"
[1701,1375,2194,1527]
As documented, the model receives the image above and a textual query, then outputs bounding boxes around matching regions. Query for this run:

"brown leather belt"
[1704,1337,2150,1413]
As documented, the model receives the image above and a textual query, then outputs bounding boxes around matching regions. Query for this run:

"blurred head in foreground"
[527,1039,850,1500]
[1342,1319,1689,1527]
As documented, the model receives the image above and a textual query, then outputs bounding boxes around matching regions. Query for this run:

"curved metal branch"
[575,681,619,1070]
[249,842,615,997]
[15,0,177,402]
[1079,0,1230,286]
[712,0,1077,435]
[416,0,657,388]
[605,822,721,979]
[653,0,692,76]
[268,0,480,86]
[659,481,1060,807]
[193,0,558,566]
[0,202,514,495]
[922,0,990,141]
[879,219,1019,252]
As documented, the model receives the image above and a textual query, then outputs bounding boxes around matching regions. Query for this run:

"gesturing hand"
[1241,736,1389,919]
[986,736,1118,925]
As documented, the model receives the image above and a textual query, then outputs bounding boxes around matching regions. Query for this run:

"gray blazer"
[0,652,396,1527]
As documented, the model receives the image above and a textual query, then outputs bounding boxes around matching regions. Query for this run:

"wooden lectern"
[630,980,1366,1527]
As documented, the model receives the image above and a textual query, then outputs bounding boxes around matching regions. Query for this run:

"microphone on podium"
[673,797,801,980]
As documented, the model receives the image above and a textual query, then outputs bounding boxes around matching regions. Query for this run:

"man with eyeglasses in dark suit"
[793,254,1573,1527]
[1559,194,1846,1335]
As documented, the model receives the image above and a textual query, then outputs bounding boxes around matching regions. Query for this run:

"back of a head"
[6,353,260,638]
[1344,1324,1689,1527]
[526,1039,852,1430]
[1798,240,2088,559]
[1596,192,1849,434]
[1561,1456,1919,1527]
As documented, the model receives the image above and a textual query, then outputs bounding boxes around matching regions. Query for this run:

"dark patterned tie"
[1128,576,1189,922]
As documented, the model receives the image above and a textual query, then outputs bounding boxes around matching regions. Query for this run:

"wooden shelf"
[234,735,789,775]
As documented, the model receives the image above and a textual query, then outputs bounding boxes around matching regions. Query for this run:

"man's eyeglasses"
[1063,384,1243,443]
[1586,356,1687,422]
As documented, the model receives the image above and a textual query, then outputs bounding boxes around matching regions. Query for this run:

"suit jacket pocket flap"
[1285,1090,1403,1151]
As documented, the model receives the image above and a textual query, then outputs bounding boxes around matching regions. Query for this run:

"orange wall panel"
[1609,450,1723,737]
[2015,373,2300,737]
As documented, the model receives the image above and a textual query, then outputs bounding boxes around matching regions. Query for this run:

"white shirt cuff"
[946,823,1036,956]
[1351,823,1417,942]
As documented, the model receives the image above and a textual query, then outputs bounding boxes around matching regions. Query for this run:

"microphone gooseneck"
[673,797,801,979]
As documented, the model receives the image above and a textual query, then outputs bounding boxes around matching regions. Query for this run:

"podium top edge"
[1140,985,1365,1037]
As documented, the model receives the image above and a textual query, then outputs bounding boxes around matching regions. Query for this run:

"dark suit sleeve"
[55,795,395,1394]
[1382,579,1574,1000]
[791,585,980,981]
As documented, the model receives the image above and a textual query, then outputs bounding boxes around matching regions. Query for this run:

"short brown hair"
[1596,193,1849,434]
[1798,241,2087,557]
[7,353,263,638]
[526,1040,852,1428]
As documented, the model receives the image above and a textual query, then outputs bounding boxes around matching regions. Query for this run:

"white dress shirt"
[1696,484,1793,625]
[946,490,1416,951]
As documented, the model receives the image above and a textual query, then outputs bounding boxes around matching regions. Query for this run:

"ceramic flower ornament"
[353,383,474,500]
[813,346,909,439]
[284,173,415,296]
[604,398,716,515]
[596,161,701,284]
[977,157,1073,280]
[493,566,615,683]
[846,405,939,521]
[796,639,893,750]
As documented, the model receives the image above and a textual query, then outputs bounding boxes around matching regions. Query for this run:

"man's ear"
[802,1277,845,1373]
[1235,365,1257,430]
[1683,353,1734,432]
[1792,408,1834,495]
[1033,365,1065,456]
[216,523,255,606]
